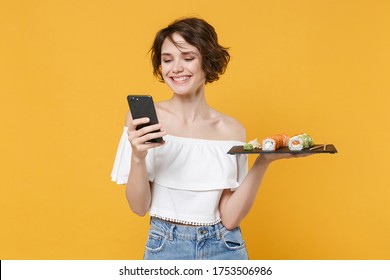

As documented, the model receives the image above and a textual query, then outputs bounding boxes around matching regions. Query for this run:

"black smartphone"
[127,95,163,143]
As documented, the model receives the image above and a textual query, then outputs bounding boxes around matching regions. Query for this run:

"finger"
[138,130,167,143]
[280,153,310,159]
[128,127,165,144]
[131,117,151,128]
[143,140,166,149]
[127,129,141,142]
[132,139,165,156]
[136,123,163,137]
[293,153,315,158]
[259,152,311,163]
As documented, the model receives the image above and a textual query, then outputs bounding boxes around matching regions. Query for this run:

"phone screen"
[127,95,163,143]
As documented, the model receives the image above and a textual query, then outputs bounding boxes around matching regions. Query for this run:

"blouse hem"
[149,214,221,226]
[153,178,239,191]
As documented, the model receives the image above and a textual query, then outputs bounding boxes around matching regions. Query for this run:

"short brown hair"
[150,17,230,84]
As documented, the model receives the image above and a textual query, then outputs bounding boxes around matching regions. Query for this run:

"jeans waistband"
[150,217,227,241]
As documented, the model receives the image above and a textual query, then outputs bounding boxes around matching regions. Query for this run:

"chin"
[166,84,193,95]
[172,90,193,96]
[165,79,205,96]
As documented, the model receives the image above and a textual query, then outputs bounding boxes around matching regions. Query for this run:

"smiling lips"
[171,76,191,83]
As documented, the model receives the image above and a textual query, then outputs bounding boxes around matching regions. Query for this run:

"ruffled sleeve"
[111,127,155,185]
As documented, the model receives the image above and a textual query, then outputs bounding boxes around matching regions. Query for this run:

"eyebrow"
[161,51,198,56]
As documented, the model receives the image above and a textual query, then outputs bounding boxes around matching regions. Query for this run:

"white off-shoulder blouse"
[111,127,248,225]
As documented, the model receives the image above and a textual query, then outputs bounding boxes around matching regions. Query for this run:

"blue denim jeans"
[143,217,249,260]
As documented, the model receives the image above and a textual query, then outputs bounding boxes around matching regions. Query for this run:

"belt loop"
[169,224,175,241]
[215,223,221,240]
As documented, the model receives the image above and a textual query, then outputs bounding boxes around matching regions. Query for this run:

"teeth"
[173,76,189,81]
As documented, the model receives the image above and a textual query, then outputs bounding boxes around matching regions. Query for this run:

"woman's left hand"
[257,152,313,164]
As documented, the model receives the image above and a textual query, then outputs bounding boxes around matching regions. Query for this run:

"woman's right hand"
[127,117,166,161]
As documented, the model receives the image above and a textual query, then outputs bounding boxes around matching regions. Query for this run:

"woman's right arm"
[125,112,166,216]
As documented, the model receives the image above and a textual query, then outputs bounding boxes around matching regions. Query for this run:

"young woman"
[112,17,307,260]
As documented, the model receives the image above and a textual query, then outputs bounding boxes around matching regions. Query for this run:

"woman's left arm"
[219,153,310,230]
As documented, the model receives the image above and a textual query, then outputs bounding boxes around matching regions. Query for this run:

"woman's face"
[160,32,206,96]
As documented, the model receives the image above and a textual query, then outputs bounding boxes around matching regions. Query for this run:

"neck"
[169,88,210,123]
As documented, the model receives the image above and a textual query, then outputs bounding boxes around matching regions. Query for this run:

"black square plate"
[227,144,337,154]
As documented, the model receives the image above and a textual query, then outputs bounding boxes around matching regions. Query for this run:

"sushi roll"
[288,133,314,150]
[262,134,289,151]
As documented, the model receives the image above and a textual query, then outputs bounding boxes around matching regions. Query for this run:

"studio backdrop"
[1,0,389,259]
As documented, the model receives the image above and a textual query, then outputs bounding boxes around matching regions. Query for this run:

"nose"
[172,59,183,73]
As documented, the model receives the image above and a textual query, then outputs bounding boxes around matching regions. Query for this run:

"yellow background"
[1,0,389,259]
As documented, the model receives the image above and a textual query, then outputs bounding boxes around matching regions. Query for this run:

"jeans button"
[200,230,208,235]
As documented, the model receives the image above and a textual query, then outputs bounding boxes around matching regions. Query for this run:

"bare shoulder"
[214,111,246,142]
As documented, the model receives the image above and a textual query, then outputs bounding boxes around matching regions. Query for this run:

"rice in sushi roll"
[262,134,289,151]
[288,133,314,150]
